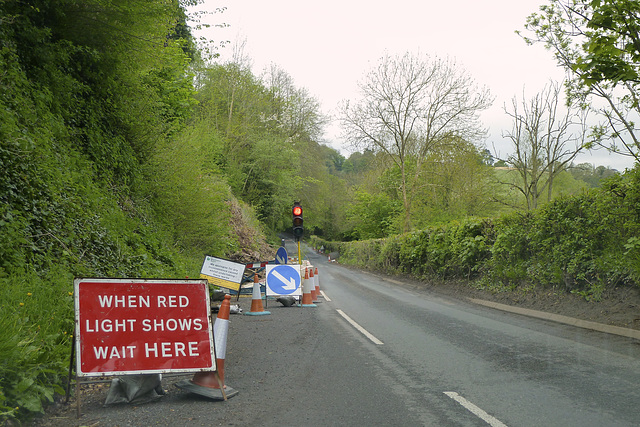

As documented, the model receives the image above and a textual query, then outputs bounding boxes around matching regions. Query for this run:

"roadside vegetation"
[1,0,639,422]
[313,165,640,301]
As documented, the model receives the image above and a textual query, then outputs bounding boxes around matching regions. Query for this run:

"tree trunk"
[400,163,411,233]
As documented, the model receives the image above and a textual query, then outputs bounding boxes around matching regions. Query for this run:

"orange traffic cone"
[245,273,270,316]
[314,267,321,298]
[310,267,320,303]
[301,267,317,307]
[176,294,239,400]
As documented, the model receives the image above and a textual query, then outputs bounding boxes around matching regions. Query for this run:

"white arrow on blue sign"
[266,264,302,296]
[275,247,288,264]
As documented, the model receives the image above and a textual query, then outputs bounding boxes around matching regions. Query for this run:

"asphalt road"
[314,256,640,426]
[47,242,640,426]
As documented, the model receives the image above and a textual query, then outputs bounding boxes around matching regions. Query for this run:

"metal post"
[66,325,75,403]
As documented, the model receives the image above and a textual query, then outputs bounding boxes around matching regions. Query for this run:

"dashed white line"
[336,309,384,345]
[320,290,331,301]
[444,392,508,427]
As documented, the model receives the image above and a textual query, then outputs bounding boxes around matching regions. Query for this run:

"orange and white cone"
[245,273,270,316]
[314,267,321,298]
[176,294,239,400]
[310,267,320,303]
[301,267,317,307]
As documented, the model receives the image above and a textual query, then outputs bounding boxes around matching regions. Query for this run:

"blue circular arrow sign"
[275,247,288,264]
[266,265,301,296]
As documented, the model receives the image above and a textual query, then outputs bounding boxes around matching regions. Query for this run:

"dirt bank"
[413,277,640,331]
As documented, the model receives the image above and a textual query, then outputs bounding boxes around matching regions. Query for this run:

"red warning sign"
[74,278,215,377]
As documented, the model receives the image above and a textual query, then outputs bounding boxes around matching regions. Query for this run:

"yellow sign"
[199,274,242,291]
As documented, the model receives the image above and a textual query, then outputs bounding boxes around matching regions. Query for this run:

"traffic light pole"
[292,202,304,264]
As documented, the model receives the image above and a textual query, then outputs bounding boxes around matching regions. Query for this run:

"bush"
[0,268,73,419]
[331,167,640,298]
[488,212,536,287]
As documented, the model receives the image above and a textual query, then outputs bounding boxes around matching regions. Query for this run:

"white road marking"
[444,392,508,427]
[336,309,384,345]
[320,290,331,301]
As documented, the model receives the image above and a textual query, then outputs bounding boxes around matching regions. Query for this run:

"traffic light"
[292,202,303,241]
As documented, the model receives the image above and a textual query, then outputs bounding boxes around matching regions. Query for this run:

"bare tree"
[340,52,492,231]
[501,81,588,210]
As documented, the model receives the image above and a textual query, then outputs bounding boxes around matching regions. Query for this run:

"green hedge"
[312,166,640,299]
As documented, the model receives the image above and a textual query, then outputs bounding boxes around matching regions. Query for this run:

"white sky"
[192,0,637,171]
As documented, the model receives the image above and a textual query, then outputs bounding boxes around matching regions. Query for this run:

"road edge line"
[444,392,508,427]
[336,309,384,345]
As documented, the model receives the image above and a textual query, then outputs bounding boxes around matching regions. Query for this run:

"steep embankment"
[0,3,275,422]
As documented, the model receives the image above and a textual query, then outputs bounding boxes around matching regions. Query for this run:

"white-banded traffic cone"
[176,294,239,400]
[314,266,321,298]
[301,267,317,307]
[310,267,320,303]
[245,273,270,316]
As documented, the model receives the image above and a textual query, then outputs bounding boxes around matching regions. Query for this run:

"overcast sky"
[192,0,636,170]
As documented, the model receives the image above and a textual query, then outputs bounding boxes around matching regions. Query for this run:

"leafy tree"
[319,173,352,239]
[240,135,300,230]
[145,123,233,256]
[0,0,198,274]
[415,139,498,224]
[521,0,640,164]
[481,148,495,166]
[195,61,268,166]
[342,149,377,176]
[570,162,619,187]
[323,146,346,174]
[194,59,329,233]
[255,66,327,231]
[2,0,199,188]
[262,64,327,142]
[345,189,401,240]
[340,51,492,231]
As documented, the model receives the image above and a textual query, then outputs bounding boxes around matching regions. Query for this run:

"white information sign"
[200,256,245,291]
